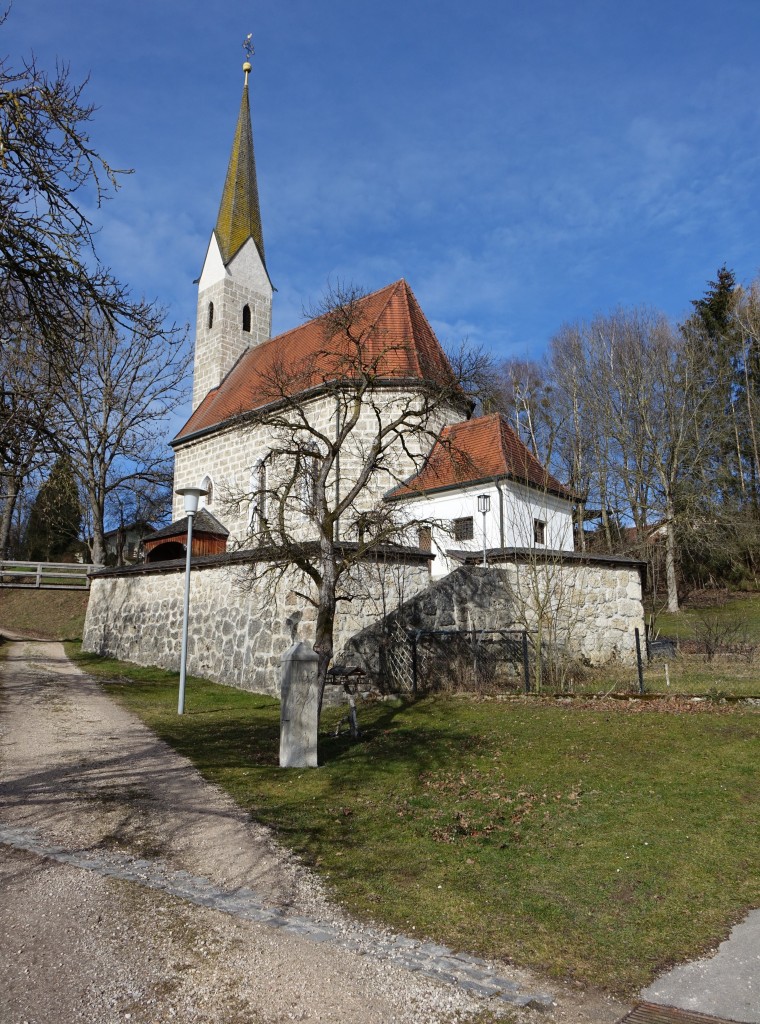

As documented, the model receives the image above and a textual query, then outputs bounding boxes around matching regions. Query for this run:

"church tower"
[192,58,273,411]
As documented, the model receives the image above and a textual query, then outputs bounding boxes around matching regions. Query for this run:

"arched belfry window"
[242,304,251,333]
[207,302,214,329]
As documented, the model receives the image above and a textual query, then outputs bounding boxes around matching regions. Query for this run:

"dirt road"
[0,638,627,1023]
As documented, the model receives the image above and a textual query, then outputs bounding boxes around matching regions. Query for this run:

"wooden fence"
[0,560,91,590]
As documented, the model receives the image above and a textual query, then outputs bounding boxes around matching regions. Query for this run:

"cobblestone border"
[0,823,553,1010]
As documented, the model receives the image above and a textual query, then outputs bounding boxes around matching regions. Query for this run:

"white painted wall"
[192,236,273,410]
[198,234,271,295]
[398,478,574,578]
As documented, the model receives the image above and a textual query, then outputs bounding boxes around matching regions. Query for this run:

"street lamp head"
[477,493,491,514]
[176,486,208,515]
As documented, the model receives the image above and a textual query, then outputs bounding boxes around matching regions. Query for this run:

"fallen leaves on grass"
[488,694,753,715]
[419,771,584,843]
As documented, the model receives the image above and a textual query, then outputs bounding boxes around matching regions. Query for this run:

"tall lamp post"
[477,493,490,568]
[176,486,207,715]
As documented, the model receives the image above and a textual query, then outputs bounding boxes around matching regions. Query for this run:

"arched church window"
[249,458,268,536]
[207,302,214,329]
[242,304,251,333]
[298,445,319,515]
[199,475,213,508]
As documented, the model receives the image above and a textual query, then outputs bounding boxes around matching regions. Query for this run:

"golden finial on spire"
[243,33,254,84]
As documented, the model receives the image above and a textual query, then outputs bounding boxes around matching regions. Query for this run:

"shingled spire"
[214,64,267,270]
[192,52,273,411]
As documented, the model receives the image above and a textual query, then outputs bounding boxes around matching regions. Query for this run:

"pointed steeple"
[192,53,273,412]
[214,62,267,271]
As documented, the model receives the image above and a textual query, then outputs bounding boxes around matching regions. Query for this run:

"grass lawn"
[0,588,89,640]
[637,657,760,696]
[635,592,760,697]
[68,644,760,996]
[654,593,760,640]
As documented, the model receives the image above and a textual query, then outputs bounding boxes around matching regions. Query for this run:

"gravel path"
[0,637,628,1024]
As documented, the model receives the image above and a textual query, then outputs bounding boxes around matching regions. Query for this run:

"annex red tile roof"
[388,413,575,500]
[175,280,460,441]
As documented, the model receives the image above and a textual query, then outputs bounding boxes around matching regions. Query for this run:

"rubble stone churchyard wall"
[341,559,646,683]
[84,552,645,699]
[82,552,432,698]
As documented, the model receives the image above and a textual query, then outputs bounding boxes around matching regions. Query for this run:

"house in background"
[103,520,154,566]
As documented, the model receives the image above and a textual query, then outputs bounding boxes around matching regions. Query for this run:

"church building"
[83,59,645,695]
[155,59,576,570]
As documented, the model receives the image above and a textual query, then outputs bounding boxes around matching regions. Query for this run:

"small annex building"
[143,509,229,563]
[388,413,575,578]
[82,57,645,694]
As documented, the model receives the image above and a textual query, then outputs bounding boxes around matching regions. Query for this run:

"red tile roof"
[175,280,460,441]
[388,413,575,500]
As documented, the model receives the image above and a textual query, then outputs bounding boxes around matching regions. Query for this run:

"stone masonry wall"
[83,553,644,700]
[172,389,460,537]
[193,237,273,411]
[192,277,271,411]
[82,555,431,698]
[341,562,646,682]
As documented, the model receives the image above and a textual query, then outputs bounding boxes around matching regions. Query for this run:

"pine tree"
[683,266,745,506]
[690,265,737,339]
[25,454,82,561]
[680,267,760,585]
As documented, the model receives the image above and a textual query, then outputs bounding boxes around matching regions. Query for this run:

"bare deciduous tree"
[0,27,156,344]
[0,20,186,557]
[52,313,190,565]
[223,282,479,709]
[0,324,59,555]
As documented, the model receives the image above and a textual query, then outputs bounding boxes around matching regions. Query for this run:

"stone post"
[279,641,319,768]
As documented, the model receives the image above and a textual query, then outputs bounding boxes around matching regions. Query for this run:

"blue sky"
[6,0,760,390]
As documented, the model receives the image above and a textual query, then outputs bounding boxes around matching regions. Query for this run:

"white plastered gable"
[198,233,226,289]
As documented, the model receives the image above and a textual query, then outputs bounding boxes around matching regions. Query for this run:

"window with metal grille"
[533,518,546,544]
[453,517,473,541]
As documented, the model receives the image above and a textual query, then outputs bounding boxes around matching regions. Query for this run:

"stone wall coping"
[88,542,434,580]
[449,546,647,574]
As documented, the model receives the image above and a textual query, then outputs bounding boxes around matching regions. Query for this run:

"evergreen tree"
[683,266,746,506]
[690,265,737,339]
[25,454,82,561]
[681,266,760,584]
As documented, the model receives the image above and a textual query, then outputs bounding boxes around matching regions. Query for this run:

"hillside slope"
[0,589,89,641]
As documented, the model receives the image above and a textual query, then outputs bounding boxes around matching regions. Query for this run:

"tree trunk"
[90,511,106,566]
[314,542,338,720]
[665,518,679,613]
[0,476,19,557]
